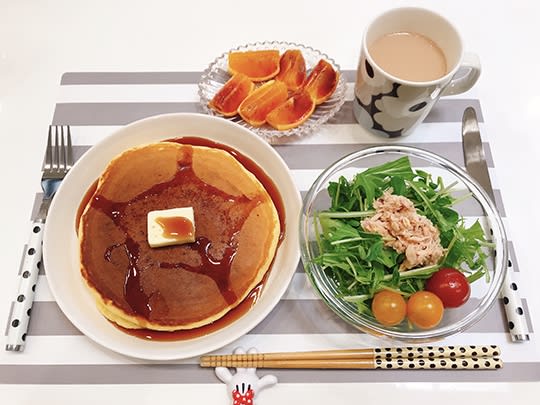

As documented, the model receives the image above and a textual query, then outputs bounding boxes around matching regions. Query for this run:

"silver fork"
[36,126,73,219]
[5,125,73,352]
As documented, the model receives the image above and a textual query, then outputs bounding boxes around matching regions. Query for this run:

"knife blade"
[461,108,495,201]
[462,107,529,342]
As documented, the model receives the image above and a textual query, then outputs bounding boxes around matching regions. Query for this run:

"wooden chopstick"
[201,345,500,362]
[200,357,502,370]
[199,345,502,370]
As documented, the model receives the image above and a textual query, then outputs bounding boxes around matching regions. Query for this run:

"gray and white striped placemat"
[1,71,538,384]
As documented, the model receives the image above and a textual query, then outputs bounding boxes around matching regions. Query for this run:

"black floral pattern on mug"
[354,57,438,138]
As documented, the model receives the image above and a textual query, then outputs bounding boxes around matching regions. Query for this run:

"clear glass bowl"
[300,145,508,342]
[198,41,347,142]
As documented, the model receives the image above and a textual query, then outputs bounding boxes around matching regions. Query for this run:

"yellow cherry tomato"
[407,291,444,329]
[371,290,407,326]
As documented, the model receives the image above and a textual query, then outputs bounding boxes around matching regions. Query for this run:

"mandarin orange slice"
[275,49,306,91]
[303,59,339,105]
[266,89,316,130]
[228,50,281,82]
[208,73,254,117]
[238,80,288,126]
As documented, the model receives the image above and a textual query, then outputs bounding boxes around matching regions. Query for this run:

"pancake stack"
[77,140,280,331]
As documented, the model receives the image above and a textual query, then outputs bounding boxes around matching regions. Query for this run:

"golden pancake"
[78,141,280,331]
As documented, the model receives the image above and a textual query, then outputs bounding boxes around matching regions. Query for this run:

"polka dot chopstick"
[200,345,502,370]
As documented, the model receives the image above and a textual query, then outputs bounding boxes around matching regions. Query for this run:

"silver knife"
[462,107,529,342]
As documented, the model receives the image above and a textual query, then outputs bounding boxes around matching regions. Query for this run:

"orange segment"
[266,89,316,130]
[208,73,254,117]
[238,80,288,127]
[276,49,306,91]
[228,50,281,82]
[303,59,339,105]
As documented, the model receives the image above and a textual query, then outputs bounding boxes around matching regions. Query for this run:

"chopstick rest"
[200,345,502,370]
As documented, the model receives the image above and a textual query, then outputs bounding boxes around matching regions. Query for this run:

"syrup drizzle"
[167,137,286,242]
[90,145,258,317]
[95,196,153,317]
[155,216,194,238]
[160,236,237,304]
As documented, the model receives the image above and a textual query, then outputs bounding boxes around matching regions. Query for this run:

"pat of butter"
[147,207,196,248]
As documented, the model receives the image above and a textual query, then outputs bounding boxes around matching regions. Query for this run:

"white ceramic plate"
[198,41,347,142]
[43,113,301,360]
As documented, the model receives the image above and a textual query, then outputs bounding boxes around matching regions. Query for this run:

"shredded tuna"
[361,189,444,270]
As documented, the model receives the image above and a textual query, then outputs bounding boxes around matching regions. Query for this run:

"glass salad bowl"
[300,145,507,342]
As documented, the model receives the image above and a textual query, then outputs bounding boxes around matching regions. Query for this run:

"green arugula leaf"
[313,156,493,318]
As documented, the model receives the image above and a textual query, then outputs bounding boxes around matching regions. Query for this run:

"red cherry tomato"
[407,291,444,329]
[371,290,407,326]
[426,267,471,308]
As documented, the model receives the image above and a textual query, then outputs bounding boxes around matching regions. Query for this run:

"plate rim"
[42,112,301,360]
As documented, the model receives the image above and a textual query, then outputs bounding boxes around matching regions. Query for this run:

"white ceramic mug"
[353,7,481,137]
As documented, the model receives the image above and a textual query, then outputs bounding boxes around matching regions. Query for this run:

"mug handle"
[440,52,481,97]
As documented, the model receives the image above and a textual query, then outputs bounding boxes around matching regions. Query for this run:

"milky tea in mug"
[353,8,481,137]
[369,32,447,82]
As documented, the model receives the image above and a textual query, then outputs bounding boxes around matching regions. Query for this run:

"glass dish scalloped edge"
[300,145,508,342]
[198,41,347,142]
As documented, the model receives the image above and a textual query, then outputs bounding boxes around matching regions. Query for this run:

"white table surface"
[1,0,539,403]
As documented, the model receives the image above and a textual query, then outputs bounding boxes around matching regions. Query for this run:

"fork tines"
[46,125,73,172]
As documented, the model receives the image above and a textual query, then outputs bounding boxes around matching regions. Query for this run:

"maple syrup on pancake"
[90,146,249,316]
[115,277,266,341]
[155,216,194,238]
[78,137,286,341]
[76,179,98,230]
[169,136,286,242]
